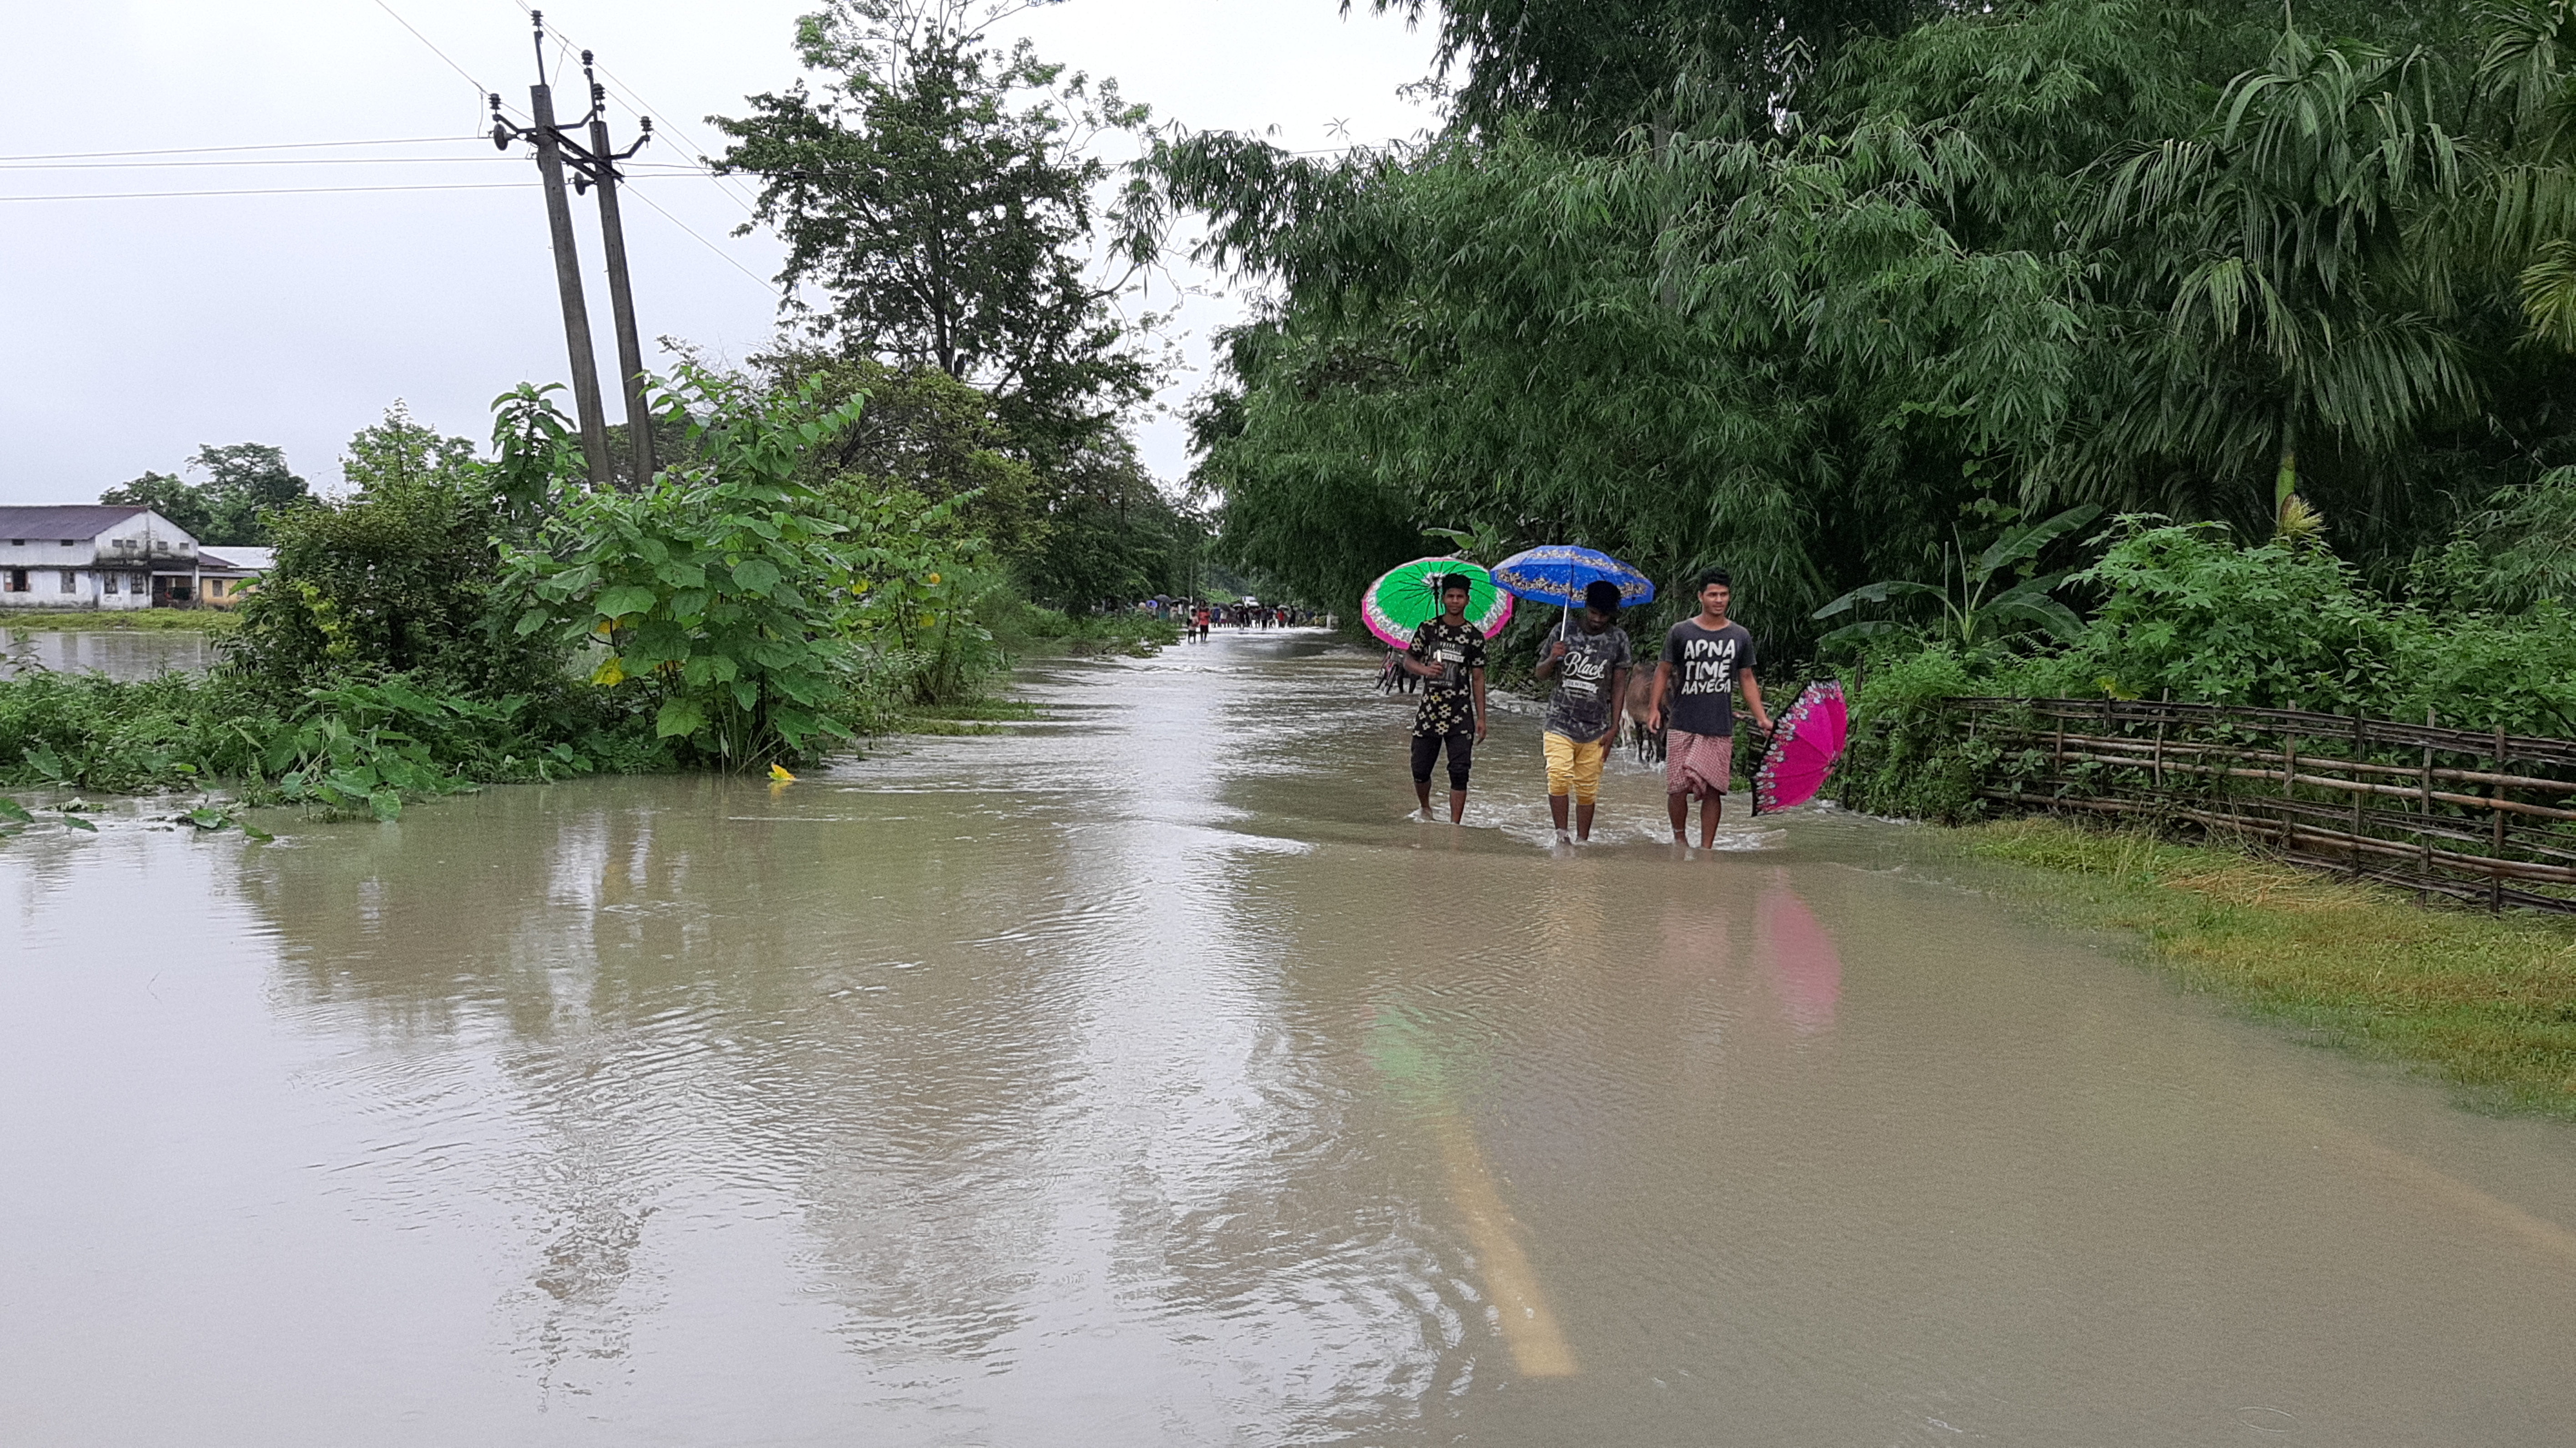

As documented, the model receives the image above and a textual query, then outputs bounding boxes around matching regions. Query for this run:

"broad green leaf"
[595,584,658,619]
[730,557,783,595]
[655,698,708,738]
[1976,504,2103,580]
[1812,580,1942,619]
[1816,620,1911,651]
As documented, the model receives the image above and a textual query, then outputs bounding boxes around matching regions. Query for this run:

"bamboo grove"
[1128,0,2576,653]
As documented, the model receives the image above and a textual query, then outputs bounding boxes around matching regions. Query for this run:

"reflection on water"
[0,626,215,679]
[7,630,2576,1445]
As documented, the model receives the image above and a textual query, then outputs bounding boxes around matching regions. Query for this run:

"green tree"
[189,442,311,545]
[340,401,477,497]
[712,0,1156,459]
[225,408,547,698]
[1367,0,1932,142]
[753,344,1046,553]
[98,471,214,538]
[2093,27,2473,532]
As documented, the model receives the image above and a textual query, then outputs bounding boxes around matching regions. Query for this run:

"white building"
[0,505,205,610]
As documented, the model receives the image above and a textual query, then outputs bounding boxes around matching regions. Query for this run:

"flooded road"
[6,630,2576,1445]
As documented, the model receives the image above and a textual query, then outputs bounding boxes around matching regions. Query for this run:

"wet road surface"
[5,629,2576,1444]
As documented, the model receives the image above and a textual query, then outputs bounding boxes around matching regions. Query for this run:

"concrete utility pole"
[489,12,656,491]
[579,53,656,488]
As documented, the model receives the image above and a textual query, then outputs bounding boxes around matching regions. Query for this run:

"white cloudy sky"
[0,0,1441,505]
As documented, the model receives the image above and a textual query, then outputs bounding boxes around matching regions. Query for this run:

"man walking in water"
[1402,575,1489,821]
[1533,579,1632,843]
[1647,568,1772,848]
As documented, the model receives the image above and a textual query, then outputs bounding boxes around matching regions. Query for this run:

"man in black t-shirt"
[1646,568,1772,847]
[1400,575,1489,821]
[1533,579,1632,842]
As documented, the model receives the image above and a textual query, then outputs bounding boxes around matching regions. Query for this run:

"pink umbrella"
[1751,681,1848,814]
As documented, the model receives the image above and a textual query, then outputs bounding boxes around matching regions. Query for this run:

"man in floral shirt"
[1402,575,1489,821]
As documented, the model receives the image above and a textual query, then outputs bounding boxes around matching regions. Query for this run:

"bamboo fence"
[1944,696,2576,915]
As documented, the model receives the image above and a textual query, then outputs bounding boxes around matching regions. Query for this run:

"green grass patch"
[982,597,1178,658]
[0,609,238,632]
[903,699,1043,721]
[891,698,1042,735]
[1960,817,2576,1118]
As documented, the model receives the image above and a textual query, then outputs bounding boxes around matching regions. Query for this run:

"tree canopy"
[1134,0,2576,646]
[101,442,312,546]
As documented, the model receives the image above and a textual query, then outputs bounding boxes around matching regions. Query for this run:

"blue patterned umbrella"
[1490,545,1657,608]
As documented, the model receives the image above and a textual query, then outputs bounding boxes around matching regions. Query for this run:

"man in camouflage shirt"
[1401,575,1489,821]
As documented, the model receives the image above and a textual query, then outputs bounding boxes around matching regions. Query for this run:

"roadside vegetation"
[1964,818,2576,1117]
[0,363,1176,820]
[1,0,1206,825]
[1829,518,2576,820]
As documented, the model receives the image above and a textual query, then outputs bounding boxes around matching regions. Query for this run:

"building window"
[59,570,76,594]
[4,569,25,592]
[102,573,118,594]
[58,539,77,547]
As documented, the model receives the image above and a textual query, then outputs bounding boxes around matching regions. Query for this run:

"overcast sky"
[0,0,1441,505]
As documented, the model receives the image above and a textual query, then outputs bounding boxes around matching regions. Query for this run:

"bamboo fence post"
[2420,707,2436,903]
[2281,729,2298,850]
[2152,689,2168,790]
[2351,713,2368,875]
[2492,723,2509,913]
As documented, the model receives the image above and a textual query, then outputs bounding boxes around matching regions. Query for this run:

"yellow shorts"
[1543,730,1609,804]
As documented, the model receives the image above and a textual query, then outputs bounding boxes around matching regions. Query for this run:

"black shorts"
[1410,729,1475,789]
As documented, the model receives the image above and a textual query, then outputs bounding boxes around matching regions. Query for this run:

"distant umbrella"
[1489,545,1657,608]
[1751,681,1848,814]
[1360,558,1514,649]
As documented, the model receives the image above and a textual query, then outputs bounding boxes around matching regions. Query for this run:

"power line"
[0,136,478,164]
[0,182,538,202]
[371,0,527,122]
[0,155,517,171]
[621,179,781,297]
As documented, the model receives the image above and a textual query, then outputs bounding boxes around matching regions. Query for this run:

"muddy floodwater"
[7,631,2576,1445]
[0,626,215,679]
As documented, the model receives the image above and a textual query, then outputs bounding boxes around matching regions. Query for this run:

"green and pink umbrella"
[1360,558,1514,649]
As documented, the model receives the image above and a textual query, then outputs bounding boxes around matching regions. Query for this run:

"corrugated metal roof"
[0,505,158,539]
[196,546,275,573]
